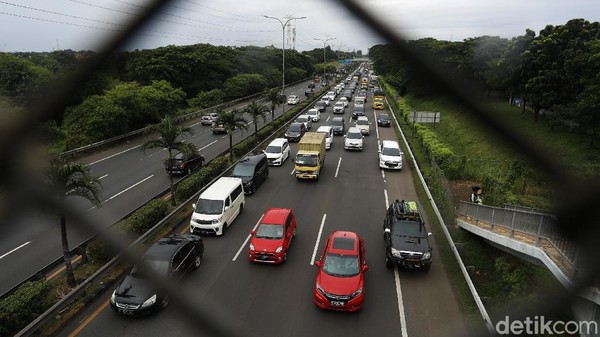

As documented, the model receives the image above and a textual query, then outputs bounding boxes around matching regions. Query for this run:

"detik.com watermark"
[496,316,598,335]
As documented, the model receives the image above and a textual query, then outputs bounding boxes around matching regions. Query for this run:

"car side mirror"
[315,260,323,267]
[363,265,369,272]
[224,206,230,211]
[428,232,433,237]
[250,229,256,235]
[384,228,391,234]
[192,203,196,209]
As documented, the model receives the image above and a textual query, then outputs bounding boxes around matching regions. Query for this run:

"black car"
[314,101,326,113]
[352,105,365,119]
[377,113,391,127]
[165,151,205,175]
[330,117,345,136]
[230,153,269,194]
[285,122,307,142]
[343,90,353,100]
[110,234,204,316]
[383,199,432,272]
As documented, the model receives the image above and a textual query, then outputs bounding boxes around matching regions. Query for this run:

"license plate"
[331,301,345,307]
[119,309,134,315]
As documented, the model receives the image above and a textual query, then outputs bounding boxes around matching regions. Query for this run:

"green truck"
[294,132,326,180]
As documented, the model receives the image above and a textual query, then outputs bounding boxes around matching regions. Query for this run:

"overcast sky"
[1,0,599,54]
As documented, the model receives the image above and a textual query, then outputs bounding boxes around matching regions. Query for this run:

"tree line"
[369,18,600,145]
[0,44,358,150]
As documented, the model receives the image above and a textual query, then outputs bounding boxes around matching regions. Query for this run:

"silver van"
[190,177,245,236]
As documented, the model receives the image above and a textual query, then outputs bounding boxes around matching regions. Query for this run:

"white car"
[264,138,291,166]
[287,95,300,105]
[326,91,337,101]
[379,140,403,170]
[344,127,364,151]
[355,116,371,135]
[295,115,313,130]
[316,125,333,150]
[321,96,331,106]
[338,97,349,107]
[306,108,321,122]
[200,115,213,125]
[333,101,346,114]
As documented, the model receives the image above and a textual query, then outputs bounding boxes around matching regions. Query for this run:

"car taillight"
[179,163,185,169]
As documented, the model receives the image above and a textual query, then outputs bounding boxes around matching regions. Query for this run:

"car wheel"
[161,295,169,309]
[282,252,287,263]
[239,203,244,214]
[293,227,296,237]
[386,255,394,269]
[222,222,228,234]
[193,254,202,269]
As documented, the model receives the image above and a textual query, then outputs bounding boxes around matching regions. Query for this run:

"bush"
[86,240,116,264]
[124,199,169,234]
[0,280,53,337]
[175,156,230,202]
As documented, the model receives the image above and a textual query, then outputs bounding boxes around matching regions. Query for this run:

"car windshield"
[323,253,360,277]
[296,117,308,123]
[307,111,316,116]
[195,198,224,215]
[131,258,170,278]
[335,103,344,107]
[331,119,343,126]
[379,115,389,120]
[232,163,255,177]
[266,145,281,154]
[353,106,363,112]
[295,154,318,166]
[392,221,426,238]
[347,132,362,139]
[288,124,302,132]
[382,147,401,156]
[357,119,368,125]
[317,131,331,138]
[255,223,284,239]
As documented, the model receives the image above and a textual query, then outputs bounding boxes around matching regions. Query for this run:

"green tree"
[188,89,225,109]
[215,108,248,162]
[47,161,102,287]
[244,100,269,142]
[265,88,283,122]
[223,73,267,99]
[140,115,197,205]
[0,52,51,100]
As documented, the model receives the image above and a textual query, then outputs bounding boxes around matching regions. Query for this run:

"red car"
[314,231,368,312]
[248,208,296,264]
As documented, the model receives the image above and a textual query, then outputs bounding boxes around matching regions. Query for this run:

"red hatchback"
[248,208,296,264]
[314,231,368,312]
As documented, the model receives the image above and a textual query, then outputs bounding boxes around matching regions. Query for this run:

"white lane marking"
[326,116,330,123]
[309,214,327,265]
[232,214,264,261]
[89,145,141,165]
[381,169,386,182]
[98,174,108,180]
[375,110,381,140]
[290,167,295,175]
[145,148,167,158]
[199,140,218,151]
[0,241,31,259]
[334,157,342,178]
[98,175,154,207]
[384,189,389,209]
[394,267,410,337]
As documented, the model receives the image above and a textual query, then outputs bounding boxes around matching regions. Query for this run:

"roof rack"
[392,199,422,222]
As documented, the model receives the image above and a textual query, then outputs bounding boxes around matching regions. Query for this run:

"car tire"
[193,254,202,270]
[222,222,228,234]
[161,295,169,309]
[239,203,244,214]
[282,252,287,263]
[385,255,394,269]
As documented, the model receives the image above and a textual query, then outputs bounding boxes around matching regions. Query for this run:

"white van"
[190,177,245,236]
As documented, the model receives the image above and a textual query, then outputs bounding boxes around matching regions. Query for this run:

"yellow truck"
[372,89,385,109]
[294,132,326,180]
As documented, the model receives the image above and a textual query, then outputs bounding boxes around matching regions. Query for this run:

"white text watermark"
[496,316,598,335]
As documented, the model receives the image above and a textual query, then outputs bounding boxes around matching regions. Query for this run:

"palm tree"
[266,88,282,122]
[141,115,197,206]
[216,108,248,162]
[244,100,269,142]
[48,161,102,287]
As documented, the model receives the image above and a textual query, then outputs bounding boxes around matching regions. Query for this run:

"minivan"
[190,177,245,236]
[231,153,269,194]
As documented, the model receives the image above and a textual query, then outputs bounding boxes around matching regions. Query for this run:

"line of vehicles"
[110,65,433,317]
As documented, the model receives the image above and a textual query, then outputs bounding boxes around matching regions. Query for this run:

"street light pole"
[314,37,335,87]
[263,15,306,117]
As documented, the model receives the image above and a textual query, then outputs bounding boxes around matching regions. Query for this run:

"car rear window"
[332,237,355,251]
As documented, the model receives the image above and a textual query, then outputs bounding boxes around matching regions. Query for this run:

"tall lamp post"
[314,37,335,87]
[263,15,306,116]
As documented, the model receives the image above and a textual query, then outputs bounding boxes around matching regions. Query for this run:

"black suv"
[110,234,204,316]
[330,117,345,136]
[383,199,432,272]
[165,151,205,175]
[377,113,391,127]
[231,153,269,194]
[285,122,306,142]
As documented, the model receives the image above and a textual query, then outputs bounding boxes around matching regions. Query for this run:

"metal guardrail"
[457,200,578,269]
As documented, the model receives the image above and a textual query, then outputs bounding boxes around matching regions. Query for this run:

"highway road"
[0,80,315,296]
[56,88,471,337]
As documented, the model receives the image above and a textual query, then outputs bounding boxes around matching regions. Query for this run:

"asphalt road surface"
[56,89,470,337]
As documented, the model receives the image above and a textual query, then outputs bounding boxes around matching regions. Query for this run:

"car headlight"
[249,244,255,251]
[141,294,157,308]
[211,218,221,224]
[422,252,432,260]
[275,246,283,254]
[316,282,325,295]
[391,248,402,258]
[351,287,363,298]
[110,290,116,304]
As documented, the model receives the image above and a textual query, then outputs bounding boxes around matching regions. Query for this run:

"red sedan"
[248,208,296,264]
[313,231,368,311]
